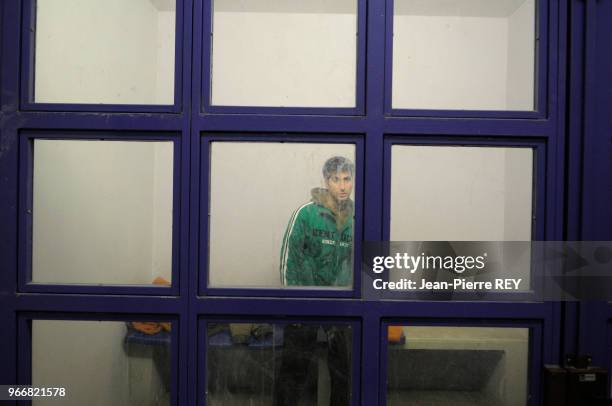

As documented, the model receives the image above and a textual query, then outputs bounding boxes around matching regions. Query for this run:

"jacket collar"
[310,188,353,230]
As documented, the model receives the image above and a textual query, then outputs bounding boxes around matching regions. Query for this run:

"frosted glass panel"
[34,0,176,104]
[211,0,357,108]
[32,320,171,406]
[390,145,533,241]
[387,326,529,406]
[32,140,174,285]
[392,0,536,111]
[207,322,352,405]
[208,142,356,288]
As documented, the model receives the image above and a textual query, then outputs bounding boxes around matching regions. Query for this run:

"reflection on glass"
[32,139,174,285]
[387,326,529,406]
[390,145,533,289]
[207,323,352,406]
[392,0,536,111]
[211,0,357,108]
[34,0,176,104]
[32,320,171,406]
[208,142,356,289]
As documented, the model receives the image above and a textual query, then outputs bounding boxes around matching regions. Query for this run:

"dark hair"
[322,156,354,179]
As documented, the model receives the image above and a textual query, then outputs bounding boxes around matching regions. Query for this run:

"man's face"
[326,171,353,201]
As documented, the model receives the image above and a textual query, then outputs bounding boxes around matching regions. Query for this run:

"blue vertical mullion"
[529,322,543,406]
[544,0,564,242]
[362,0,386,400]
[189,0,203,404]
[364,0,387,263]
[179,2,194,405]
[17,318,32,388]
[188,121,201,406]
[578,0,612,368]
[0,296,17,388]
[564,0,588,368]
[189,0,203,406]
[546,0,569,366]
[1,0,19,112]
[0,115,19,391]
[563,0,584,365]
[566,0,585,241]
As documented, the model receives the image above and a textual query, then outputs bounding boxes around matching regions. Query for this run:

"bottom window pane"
[206,322,353,406]
[32,319,172,406]
[387,326,529,406]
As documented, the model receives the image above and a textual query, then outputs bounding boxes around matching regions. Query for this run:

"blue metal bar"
[16,131,183,297]
[19,0,184,113]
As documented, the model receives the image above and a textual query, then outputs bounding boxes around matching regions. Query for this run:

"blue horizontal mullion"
[383,117,555,136]
[10,111,184,131]
[192,297,552,319]
[14,294,183,314]
[196,114,370,133]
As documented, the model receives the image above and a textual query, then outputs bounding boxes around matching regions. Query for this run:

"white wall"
[35,0,175,105]
[208,142,355,287]
[152,144,174,280]
[506,0,536,110]
[211,0,357,107]
[503,148,533,239]
[390,145,533,241]
[389,146,533,287]
[392,0,535,110]
[32,140,173,285]
[155,7,177,105]
[32,320,166,406]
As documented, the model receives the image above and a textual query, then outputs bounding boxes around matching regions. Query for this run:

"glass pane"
[387,326,529,406]
[390,146,533,289]
[208,142,356,289]
[390,146,533,241]
[32,320,172,406]
[32,139,174,285]
[210,0,357,108]
[34,0,176,105]
[207,322,352,406]
[392,0,536,111]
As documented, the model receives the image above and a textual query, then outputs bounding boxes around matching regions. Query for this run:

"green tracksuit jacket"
[280,188,353,286]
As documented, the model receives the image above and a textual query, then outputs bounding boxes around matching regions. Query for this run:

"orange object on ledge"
[129,277,172,334]
[388,326,403,343]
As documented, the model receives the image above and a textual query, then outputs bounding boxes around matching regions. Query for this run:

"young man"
[280,156,354,287]
[275,156,354,406]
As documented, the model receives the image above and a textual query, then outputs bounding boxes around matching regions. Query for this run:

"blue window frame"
[19,0,189,113]
[384,0,552,119]
[198,317,362,406]
[572,0,612,382]
[197,133,365,298]
[4,0,606,405]
[17,130,185,296]
[380,319,544,406]
[18,313,183,404]
[197,0,368,115]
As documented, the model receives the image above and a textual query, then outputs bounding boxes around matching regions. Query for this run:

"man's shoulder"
[291,201,333,224]
[292,201,317,218]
